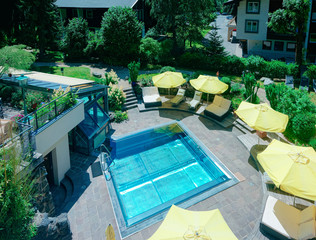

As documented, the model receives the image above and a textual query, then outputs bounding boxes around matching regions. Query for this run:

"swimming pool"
[105,121,238,237]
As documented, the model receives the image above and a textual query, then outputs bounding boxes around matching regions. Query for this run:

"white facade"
[35,101,84,185]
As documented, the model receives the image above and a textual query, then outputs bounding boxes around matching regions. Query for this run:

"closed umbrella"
[148,205,238,240]
[190,75,228,103]
[258,139,316,201]
[152,71,186,95]
[105,224,115,240]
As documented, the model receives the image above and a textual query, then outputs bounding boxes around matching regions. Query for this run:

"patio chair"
[189,91,202,110]
[204,95,232,121]
[261,195,316,240]
[299,77,309,91]
[170,89,186,106]
[285,75,294,89]
[142,86,162,108]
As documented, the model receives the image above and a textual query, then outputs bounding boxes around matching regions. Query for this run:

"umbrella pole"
[168,88,170,96]
[207,93,209,104]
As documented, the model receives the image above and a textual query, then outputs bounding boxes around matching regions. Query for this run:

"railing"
[17,92,77,131]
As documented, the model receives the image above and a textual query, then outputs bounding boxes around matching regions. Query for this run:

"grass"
[31,66,100,81]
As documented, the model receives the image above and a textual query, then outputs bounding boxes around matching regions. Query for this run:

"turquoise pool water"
[108,121,234,227]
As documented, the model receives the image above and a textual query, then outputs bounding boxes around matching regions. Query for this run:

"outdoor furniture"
[285,75,294,88]
[170,89,186,106]
[204,95,232,121]
[189,91,202,110]
[142,86,162,108]
[261,195,316,240]
[0,119,13,144]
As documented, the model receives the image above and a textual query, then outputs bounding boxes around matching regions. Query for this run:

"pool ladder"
[100,144,114,181]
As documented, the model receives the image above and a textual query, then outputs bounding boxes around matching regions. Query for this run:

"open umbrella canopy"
[235,102,289,133]
[105,224,115,240]
[189,75,228,94]
[258,139,316,201]
[152,71,186,88]
[148,205,238,240]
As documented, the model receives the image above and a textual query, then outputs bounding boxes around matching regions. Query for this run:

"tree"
[139,37,161,64]
[205,26,226,56]
[0,144,36,240]
[101,7,143,65]
[60,18,89,59]
[267,0,310,67]
[0,45,35,77]
[17,0,60,56]
[146,0,215,50]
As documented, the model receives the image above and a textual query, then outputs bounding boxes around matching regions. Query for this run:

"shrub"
[128,61,140,83]
[220,77,231,94]
[139,37,161,64]
[145,27,160,39]
[160,66,176,73]
[0,86,14,102]
[265,83,289,109]
[26,91,49,113]
[231,96,243,110]
[140,77,154,87]
[290,112,316,142]
[84,30,103,58]
[101,7,143,65]
[61,17,89,59]
[114,110,128,123]
[242,73,259,103]
[94,69,119,86]
[11,90,23,108]
[219,55,246,76]
[108,85,126,111]
[286,63,299,77]
[265,60,288,79]
[245,55,266,78]
[304,64,316,80]
[230,83,245,95]
[309,138,316,150]
[178,51,210,70]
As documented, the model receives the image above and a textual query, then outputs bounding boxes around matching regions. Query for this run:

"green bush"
[286,63,299,77]
[178,51,210,70]
[108,85,126,111]
[0,146,36,240]
[0,86,14,101]
[220,77,231,94]
[61,17,89,59]
[231,97,243,110]
[26,91,49,113]
[291,112,316,142]
[245,55,266,78]
[265,60,288,79]
[94,69,119,86]
[139,38,161,64]
[160,66,176,73]
[309,138,316,150]
[304,64,316,80]
[219,55,246,75]
[230,83,245,95]
[84,31,103,58]
[128,61,140,83]
[265,83,288,109]
[11,90,23,108]
[114,110,128,123]
[140,77,154,87]
[101,7,143,65]
[242,73,259,103]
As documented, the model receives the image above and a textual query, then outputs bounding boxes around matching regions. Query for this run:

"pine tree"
[205,27,226,56]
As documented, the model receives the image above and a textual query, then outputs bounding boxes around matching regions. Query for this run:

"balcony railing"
[18,92,78,131]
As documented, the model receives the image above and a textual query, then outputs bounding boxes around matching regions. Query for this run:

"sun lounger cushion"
[261,196,316,240]
[204,95,231,121]
[142,87,162,108]
[189,91,202,110]
[171,89,185,106]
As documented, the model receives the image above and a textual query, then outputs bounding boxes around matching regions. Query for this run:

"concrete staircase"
[122,87,138,110]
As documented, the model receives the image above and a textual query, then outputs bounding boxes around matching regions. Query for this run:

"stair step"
[126,97,137,102]
[60,176,73,203]
[124,100,138,106]
[234,119,256,133]
[123,87,133,92]
[123,104,138,110]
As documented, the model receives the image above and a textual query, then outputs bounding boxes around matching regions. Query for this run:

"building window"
[247,0,260,13]
[262,41,272,50]
[312,12,316,22]
[86,10,93,19]
[286,42,296,52]
[72,9,78,17]
[274,41,284,51]
[245,20,259,33]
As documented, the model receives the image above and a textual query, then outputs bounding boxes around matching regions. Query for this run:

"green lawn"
[31,66,100,81]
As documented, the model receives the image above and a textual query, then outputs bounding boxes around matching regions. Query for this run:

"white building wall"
[236,0,269,41]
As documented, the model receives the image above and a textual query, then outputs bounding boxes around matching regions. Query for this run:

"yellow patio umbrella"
[190,75,228,102]
[148,205,238,240]
[152,71,186,95]
[258,139,316,201]
[235,102,289,133]
[105,224,115,240]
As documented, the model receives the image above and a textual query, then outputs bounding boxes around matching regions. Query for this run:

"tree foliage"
[146,0,215,49]
[267,0,310,66]
[139,37,161,64]
[61,18,89,59]
[101,7,143,65]
[0,45,35,77]
[205,27,226,56]
[0,145,36,240]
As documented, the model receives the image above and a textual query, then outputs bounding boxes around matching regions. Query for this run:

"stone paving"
[66,107,266,240]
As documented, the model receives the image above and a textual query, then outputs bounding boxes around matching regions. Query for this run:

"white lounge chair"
[261,195,316,240]
[142,87,162,108]
[170,89,186,106]
[189,91,202,110]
